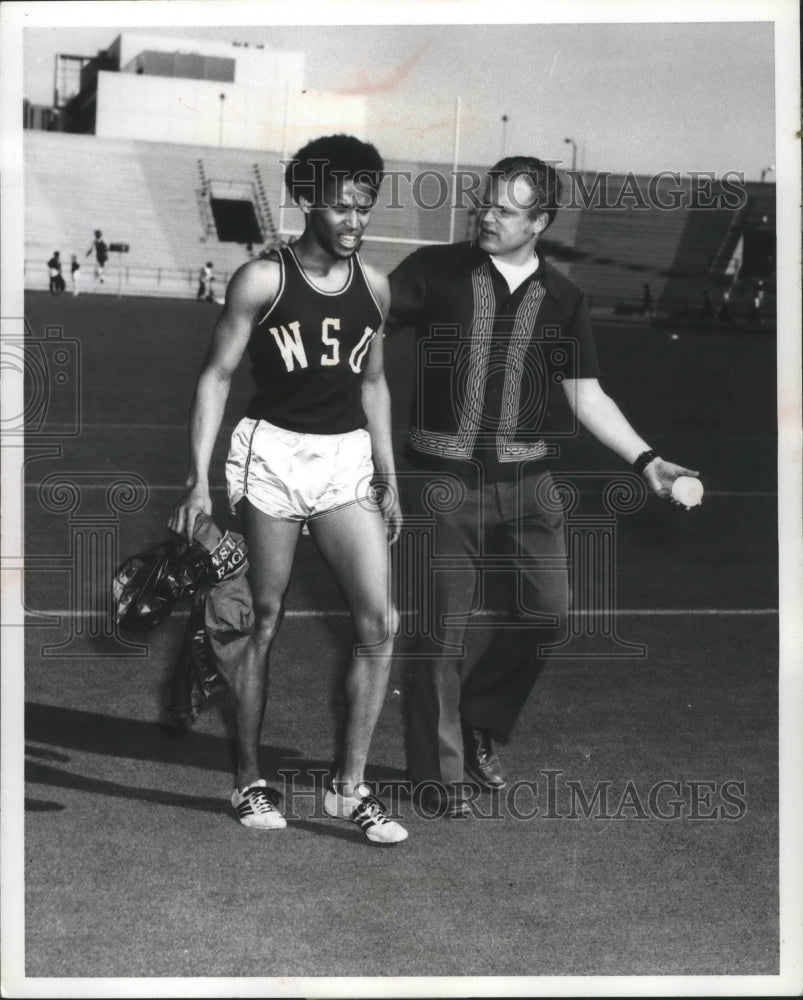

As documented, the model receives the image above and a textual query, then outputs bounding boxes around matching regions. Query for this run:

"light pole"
[760,164,774,183]
[218,92,226,147]
[500,115,509,158]
[564,137,578,172]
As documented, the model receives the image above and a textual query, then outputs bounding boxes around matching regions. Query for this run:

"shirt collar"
[470,242,558,298]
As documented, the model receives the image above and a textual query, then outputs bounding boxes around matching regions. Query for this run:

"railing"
[23,257,775,324]
[24,260,235,298]
[252,163,279,245]
[710,202,748,275]
[196,159,215,241]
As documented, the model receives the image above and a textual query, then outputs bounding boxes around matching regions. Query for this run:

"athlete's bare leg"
[308,499,397,796]
[235,500,303,790]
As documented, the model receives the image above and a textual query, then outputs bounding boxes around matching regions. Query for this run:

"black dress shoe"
[416,785,471,819]
[462,725,507,789]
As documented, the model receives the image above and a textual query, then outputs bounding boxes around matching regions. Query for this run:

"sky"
[21,16,778,179]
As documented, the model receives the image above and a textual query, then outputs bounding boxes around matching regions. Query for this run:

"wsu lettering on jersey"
[268,318,377,374]
[245,247,384,434]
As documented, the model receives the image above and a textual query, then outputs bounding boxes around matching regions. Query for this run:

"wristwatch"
[632,449,658,474]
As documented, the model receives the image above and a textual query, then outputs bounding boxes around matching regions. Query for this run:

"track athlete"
[170,135,407,844]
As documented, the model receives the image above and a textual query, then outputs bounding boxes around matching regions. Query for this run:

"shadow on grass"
[25,760,382,843]
[24,701,406,841]
[26,701,404,777]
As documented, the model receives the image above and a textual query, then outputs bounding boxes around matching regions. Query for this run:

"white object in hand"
[671,476,704,507]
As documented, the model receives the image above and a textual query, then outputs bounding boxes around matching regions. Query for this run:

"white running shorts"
[226,417,377,521]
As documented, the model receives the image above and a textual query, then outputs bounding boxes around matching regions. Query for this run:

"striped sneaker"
[231,779,286,830]
[323,780,408,844]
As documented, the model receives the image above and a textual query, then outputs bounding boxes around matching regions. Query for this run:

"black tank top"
[245,246,383,433]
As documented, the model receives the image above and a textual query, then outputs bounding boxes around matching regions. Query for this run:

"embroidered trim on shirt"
[410,262,497,460]
[407,260,551,464]
[497,279,549,462]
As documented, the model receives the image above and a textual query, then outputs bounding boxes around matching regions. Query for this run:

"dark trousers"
[404,469,569,789]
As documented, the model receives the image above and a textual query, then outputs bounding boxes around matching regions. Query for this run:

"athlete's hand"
[385,494,403,545]
[642,457,701,506]
[375,480,403,545]
[169,483,213,543]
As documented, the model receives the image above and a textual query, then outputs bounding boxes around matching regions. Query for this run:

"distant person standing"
[641,282,654,320]
[47,251,64,295]
[749,282,765,324]
[197,261,214,302]
[70,255,81,297]
[718,287,732,321]
[701,289,714,319]
[86,230,108,283]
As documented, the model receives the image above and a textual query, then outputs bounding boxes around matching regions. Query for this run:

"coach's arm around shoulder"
[562,377,700,501]
[169,259,280,542]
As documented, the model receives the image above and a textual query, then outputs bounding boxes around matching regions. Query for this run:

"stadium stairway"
[657,198,740,312]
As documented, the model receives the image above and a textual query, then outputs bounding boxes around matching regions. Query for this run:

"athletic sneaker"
[231,779,286,830]
[323,780,408,844]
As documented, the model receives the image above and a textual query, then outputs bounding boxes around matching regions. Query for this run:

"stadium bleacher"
[25,132,289,296]
[24,131,775,321]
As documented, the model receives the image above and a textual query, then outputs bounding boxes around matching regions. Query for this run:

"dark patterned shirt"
[387,241,601,480]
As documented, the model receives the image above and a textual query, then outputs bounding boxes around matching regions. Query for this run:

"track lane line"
[25,607,779,619]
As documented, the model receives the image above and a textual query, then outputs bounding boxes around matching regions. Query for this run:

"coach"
[386,156,698,816]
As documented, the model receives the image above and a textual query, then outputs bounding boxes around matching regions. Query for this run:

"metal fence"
[24,257,775,327]
[25,260,235,300]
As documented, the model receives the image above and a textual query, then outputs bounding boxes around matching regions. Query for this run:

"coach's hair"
[285,134,385,205]
[488,156,562,229]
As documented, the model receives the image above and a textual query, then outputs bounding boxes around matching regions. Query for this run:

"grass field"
[13,289,783,991]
